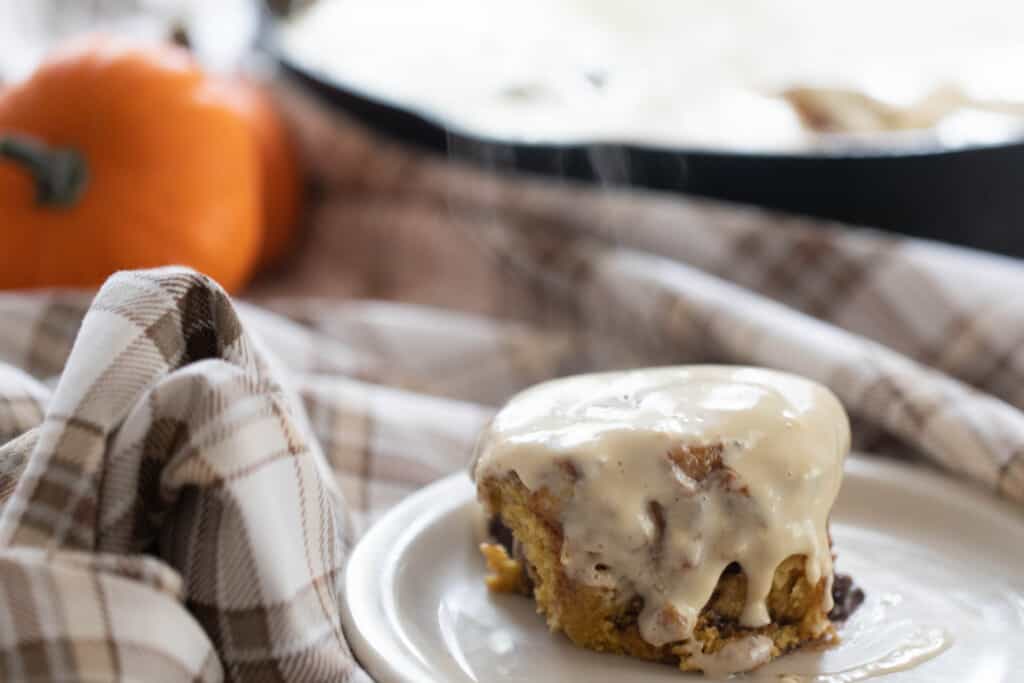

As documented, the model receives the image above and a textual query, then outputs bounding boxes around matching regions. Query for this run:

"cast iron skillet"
[262,3,1024,257]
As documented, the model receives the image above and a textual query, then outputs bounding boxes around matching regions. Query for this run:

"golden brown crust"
[479,473,835,673]
[480,542,531,594]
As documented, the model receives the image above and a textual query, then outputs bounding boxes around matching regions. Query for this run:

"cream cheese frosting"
[472,365,850,647]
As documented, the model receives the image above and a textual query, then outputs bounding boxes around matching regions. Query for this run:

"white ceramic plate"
[342,456,1024,682]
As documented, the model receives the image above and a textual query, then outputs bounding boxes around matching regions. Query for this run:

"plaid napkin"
[1,91,1023,681]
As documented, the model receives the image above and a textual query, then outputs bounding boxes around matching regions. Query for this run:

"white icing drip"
[688,634,775,677]
[473,365,849,649]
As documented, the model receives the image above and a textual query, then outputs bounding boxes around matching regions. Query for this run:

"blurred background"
[1,0,1023,299]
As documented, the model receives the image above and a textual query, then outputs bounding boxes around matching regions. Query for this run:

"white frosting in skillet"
[473,365,850,648]
[284,0,1024,151]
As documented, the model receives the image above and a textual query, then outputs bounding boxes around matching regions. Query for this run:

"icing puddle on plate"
[750,524,995,683]
[774,625,950,683]
[770,625,951,683]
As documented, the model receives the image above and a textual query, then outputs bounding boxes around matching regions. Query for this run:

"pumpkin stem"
[0,134,88,208]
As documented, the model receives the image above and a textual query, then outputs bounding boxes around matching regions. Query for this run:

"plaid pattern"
[0,91,1022,680]
[0,272,365,682]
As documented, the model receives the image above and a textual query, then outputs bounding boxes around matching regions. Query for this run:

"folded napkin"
[1,92,1023,681]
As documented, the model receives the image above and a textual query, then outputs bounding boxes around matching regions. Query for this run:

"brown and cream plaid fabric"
[0,91,1023,681]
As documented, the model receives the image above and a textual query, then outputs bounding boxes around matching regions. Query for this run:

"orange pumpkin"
[0,36,261,293]
[226,80,305,269]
